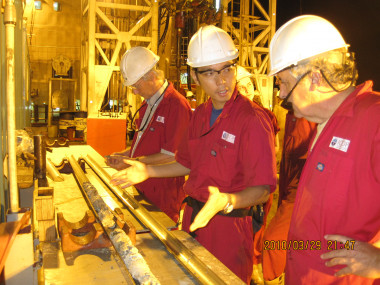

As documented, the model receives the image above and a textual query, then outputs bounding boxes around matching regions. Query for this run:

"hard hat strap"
[280,70,311,111]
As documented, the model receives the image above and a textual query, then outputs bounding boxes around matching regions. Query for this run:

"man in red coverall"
[110,26,277,284]
[106,47,192,222]
[236,65,280,284]
[262,111,316,284]
[269,15,380,284]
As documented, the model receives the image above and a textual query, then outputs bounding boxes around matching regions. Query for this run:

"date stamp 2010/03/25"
[263,240,356,251]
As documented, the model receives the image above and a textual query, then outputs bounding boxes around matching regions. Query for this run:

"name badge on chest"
[329,136,350,152]
[221,131,235,144]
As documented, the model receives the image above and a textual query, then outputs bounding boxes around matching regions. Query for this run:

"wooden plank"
[35,187,54,221]
[17,166,34,189]
[38,220,56,242]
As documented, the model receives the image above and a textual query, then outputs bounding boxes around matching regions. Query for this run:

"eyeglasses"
[129,78,145,90]
[196,63,236,79]
[278,70,311,111]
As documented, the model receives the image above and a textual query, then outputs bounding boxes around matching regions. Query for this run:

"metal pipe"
[48,79,52,126]
[220,0,228,31]
[68,156,89,186]
[4,0,19,212]
[151,0,159,53]
[87,0,96,116]
[34,135,48,187]
[84,155,232,285]
[34,135,47,180]
[46,159,64,182]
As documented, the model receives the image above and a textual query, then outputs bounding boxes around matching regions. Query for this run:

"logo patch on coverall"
[329,136,350,152]
[156,116,165,123]
[221,131,235,144]
[316,162,325,172]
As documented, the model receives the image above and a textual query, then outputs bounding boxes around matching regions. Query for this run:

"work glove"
[110,159,149,189]
[189,186,230,232]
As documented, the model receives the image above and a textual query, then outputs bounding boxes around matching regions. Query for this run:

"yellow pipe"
[151,0,159,53]
[4,0,19,213]
[46,159,64,182]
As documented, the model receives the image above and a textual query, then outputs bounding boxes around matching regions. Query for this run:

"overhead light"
[34,0,42,10]
[53,2,61,12]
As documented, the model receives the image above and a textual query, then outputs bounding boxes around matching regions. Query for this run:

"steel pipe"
[151,0,159,53]
[34,135,47,180]
[4,0,19,212]
[84,155,232,285]
[46,159,64,182]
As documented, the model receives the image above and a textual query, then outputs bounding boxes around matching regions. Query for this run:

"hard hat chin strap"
[280,70,311,111]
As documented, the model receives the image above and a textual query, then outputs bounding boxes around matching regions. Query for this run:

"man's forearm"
[147,161,190,178]
[231,185,270,209]
[118,147,131,156]
[138,152,175,165]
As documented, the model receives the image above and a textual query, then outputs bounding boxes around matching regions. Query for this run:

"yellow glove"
[189,186,230,232]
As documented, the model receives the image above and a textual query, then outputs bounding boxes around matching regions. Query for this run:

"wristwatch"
[223,194,234,214]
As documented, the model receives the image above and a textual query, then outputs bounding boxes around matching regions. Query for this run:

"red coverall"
[262,112,316,281]
[130,82,192,222]
[286,81,380,284]
[252,107,280,266]
[176,89,277,284]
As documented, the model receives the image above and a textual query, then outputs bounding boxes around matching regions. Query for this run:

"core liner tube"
[46,158,64,182]
[84,155,235,285]
[68,155,159,284]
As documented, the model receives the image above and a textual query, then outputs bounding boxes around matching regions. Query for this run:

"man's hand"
[105,154,132,170]
[189,186,229,232]
[110,159,149,189]
[321,234,380,279]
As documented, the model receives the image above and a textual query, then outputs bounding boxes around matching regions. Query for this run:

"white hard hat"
[236,65,253,82]
[120,47,160,86]
[269,15,349,76]
[187,25,238,68]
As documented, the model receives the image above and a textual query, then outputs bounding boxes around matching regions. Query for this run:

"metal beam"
[221,0,277,108]
[81,0,159,117]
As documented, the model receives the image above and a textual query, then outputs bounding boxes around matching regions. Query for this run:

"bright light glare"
[53,2,61,11]
[34,1,42,10]
[215,0,220,10]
